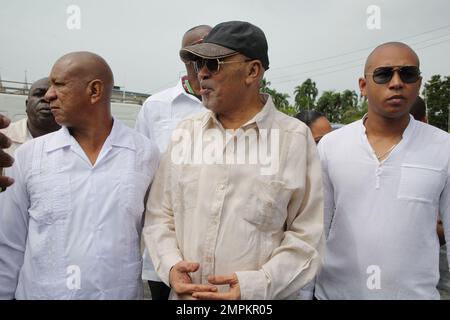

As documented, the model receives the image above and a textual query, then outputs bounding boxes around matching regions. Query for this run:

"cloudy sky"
[1,0,449,103]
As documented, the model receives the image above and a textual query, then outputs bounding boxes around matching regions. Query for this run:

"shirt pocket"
[27,173,71,224]
[397,164,445,204]
[244,177,292,232]
[173,164,201,212]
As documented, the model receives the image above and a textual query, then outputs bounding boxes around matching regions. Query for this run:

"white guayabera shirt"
[144,95,325,300]
[0,119,159,299]
[135,80,206,282]
[315,115,450,299]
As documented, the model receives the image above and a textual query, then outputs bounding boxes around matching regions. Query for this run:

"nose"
[197,63,211,82]
[388,69,404,90]
[42,91,50,103]
[44,85,56,102]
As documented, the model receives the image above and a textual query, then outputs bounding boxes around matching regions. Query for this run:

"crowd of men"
[0,20,449,300]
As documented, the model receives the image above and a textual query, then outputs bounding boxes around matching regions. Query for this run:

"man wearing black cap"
[143,21,324,300]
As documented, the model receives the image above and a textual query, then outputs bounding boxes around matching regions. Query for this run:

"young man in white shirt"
[135,25,211,300]
[315,42,450,299]
[0,52,159,299]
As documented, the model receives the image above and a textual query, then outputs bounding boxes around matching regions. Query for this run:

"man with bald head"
[135,24,211,148]
[135,24,211,300]
[314,42,450,299]
[0,52,159,299]
[0,77,60,158]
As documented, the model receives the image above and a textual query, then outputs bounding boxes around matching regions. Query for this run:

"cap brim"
[180,43,238,61]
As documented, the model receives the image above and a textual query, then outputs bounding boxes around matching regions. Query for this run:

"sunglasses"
[365,66,421,84]
[193,58,252,74]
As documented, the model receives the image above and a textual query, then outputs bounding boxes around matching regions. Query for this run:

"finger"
[0,151,14,167]
[0,176,14,189]
[176,282,217,295]
[0,115,11,129]
[176,261,200,273]
[0,133,12,149]
[192,291,232,300]
[208,274,237,285]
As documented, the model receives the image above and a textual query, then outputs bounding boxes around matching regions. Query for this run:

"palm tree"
[294,78,318,112]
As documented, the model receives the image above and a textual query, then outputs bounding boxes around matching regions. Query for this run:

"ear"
[88,79,103,104]
[245,60,263,86]
[359,77,367,97]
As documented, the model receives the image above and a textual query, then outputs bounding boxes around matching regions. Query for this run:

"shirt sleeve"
[317,137,335,239]
[441,166,450,266]
[236,128,325,299]
[142,141,182,286]
[135,100,156,141]
[0,153,29,299]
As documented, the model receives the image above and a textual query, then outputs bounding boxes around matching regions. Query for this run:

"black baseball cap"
[180,21,269,70]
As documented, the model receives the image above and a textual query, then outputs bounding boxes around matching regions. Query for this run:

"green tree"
[340,90,358,110]
[294,78,318,112]
[339,90,362,124]
[260,78,296,116]
[423,75,450,132]
[260,78,271,92]
[316,90,342,123]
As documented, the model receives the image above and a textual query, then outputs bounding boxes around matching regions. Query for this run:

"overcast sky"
[1,0,450,103]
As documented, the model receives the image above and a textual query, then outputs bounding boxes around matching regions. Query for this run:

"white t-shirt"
[315,115,450,299]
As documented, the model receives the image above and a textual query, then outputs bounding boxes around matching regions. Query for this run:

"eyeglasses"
[193,58,252,74]
[365,66,421,84]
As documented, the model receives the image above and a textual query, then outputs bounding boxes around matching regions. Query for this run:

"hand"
[0,115,14,190]
[192,273,241,300]
[169,261,218,295]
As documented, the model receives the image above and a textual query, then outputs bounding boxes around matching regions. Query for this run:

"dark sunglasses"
[365,66,421,84]
[193,58,252,74]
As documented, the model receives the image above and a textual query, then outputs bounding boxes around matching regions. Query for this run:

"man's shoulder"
[316,120,360,159]
[118,124,160,170]
[321,120,360,143]
[175,111,211,129]
[14,129,59,159]
[0,118,27,138]
[415,120,450,144]
[118,121,155,146]
[142,84,180,106]
[272,110,318,139]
